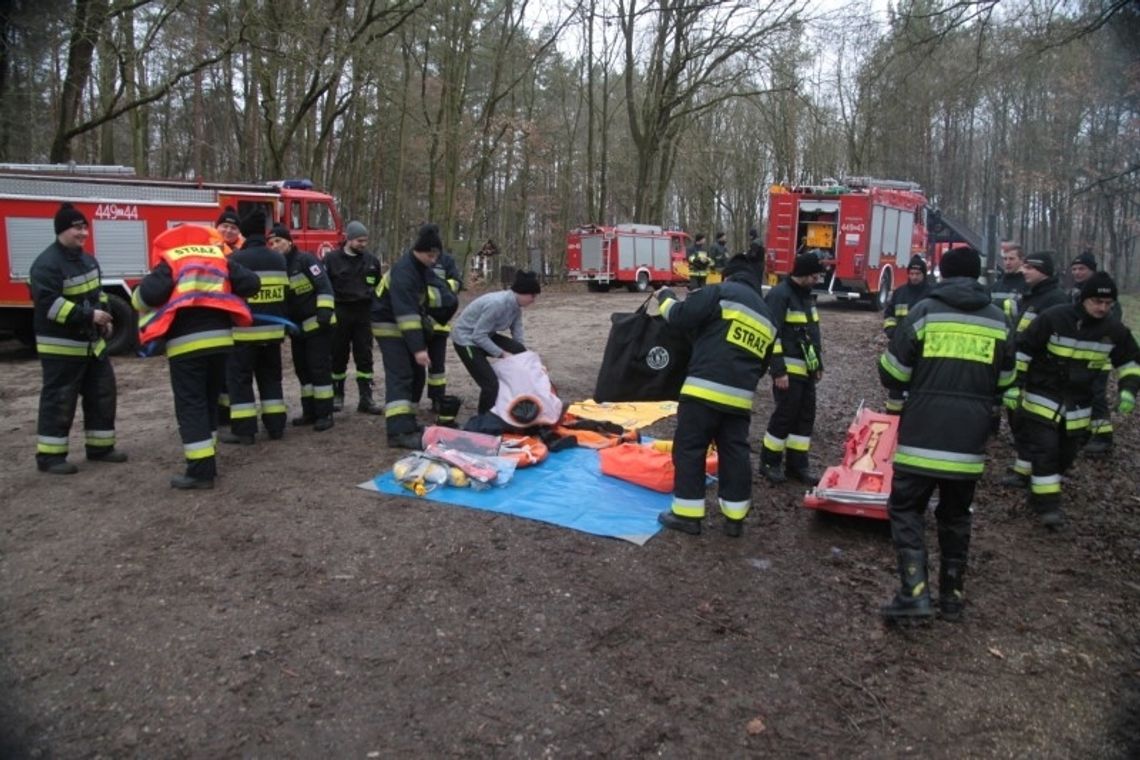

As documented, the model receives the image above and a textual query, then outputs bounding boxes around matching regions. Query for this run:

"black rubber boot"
[314,416,334,432]
[723,518,743,538]
[881,549,935,623]
[357,379,384,415]
[1082,434,1112,458]
[292,398,315,426]
[332,379,345,412]
[785,466,820,486]
[759,456,786,484]
[436,394,462,427]
[657,510,701,535]
[939,558,967,622]
[171,474,215,490]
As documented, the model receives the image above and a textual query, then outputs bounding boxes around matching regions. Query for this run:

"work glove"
[1002,387,1021,411]
[317,308,333,328]
[1119,390,1135,415]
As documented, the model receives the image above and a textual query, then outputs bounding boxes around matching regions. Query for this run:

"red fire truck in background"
[0,165,343,353]
[765,177,978,307]
[566,223,692,292]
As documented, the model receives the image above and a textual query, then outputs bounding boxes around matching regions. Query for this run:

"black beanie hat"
[1070,251,1097,271]
[1022,251,1056,277]
[939,247,981,279]
[216,206,240,227]
[54,203,88,235]
[1079,271,1117,302]
[511,269,541,295]
[412,223,443,253]
[722,254,763,291]
[268,223,292,242]
[792,251,825,277]
[239,208,267,238]
[907,255,927,274]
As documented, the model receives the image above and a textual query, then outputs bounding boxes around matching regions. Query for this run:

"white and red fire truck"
[0,165,343,353]
[566,223,692,292]
[765,177,977,307]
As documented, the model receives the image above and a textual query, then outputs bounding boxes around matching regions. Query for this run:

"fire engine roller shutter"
[653,237,670,270]
[5,217,53,279]
[798,201,839,213]
[93,220,148,276]
[581,236,603,270]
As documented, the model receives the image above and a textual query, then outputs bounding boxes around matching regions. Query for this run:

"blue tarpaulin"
[359,446,666,545]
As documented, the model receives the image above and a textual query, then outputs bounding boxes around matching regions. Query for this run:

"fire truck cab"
[765,177,929,308]
[0,165,343,353]
[566,223,692,292]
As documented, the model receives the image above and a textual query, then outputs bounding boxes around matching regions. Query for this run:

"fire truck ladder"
[843,176,923,193]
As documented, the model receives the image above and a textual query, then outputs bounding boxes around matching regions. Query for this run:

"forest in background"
[0,0,1137,283]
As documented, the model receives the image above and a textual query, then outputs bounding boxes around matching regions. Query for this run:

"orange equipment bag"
[499,434,549,468]
[598,442,718,493]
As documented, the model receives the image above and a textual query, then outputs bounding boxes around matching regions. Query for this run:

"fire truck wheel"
[104,293,138,355]
[586,281,610,293]
[635,271,651,292]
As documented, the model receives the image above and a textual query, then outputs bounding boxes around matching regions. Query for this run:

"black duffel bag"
[593,296,691,402]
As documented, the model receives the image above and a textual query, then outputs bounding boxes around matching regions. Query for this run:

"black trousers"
[291,328,334,420]
[377,336,426,436]
[36,354,117,466]
[1019,413,1086,515]
[171,351,228,480]
[888,470,975,562]
[453,335,527,414]
[227,341,286,438]
[1089,372,1111,442]
[426,328,450,402]
[762,376,817,470]
[671,400,752,520]
[331,301,375,382]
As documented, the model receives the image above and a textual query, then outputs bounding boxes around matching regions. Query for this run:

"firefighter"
[268,223,336,432]
[1000,251,1071,488]
[452,269,540,417]
[747,228,767,282]
[424,246,464,426]
[1068,252,1121,457]
[989,241,1026,322]
[220,210,290,445]
[29,203,127,474]
[213,205,244,425]
[134,225,260,489]
[710,231,729,271]
[325,220,384,414]
[882,255,933,414]
[687,234,712,289]
[1008,273,1139,529]
[373,224,453,449]
[759,251,825,485]
[653,253,776,537]
[878,247,1016,622]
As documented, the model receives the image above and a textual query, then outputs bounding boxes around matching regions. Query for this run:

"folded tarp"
[359,446,666,545]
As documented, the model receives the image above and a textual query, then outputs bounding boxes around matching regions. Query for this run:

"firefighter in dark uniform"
[268,223,336,432]
[1010,273,1138,529]
[759,251,825,485]
[134,225,260,489]
[372,224,453,449]
[687,234,712,289]
[882,255,933,414]
[653,254,776,537]
[29,203,127,474]
[878,248,1016,622]
[425,247,464,426]
[709,231,729,271]
[1001,251,1071,487]
[223,210,290,444]
[325,220,383,414]
[1068,252,1121,456]
[747,228,766,283]
[989,241,1027,323]
[214,205,244,425]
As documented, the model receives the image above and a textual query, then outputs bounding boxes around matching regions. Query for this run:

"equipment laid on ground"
[566,223,692,293]
[803,404,899,520]
[0,164,342,353]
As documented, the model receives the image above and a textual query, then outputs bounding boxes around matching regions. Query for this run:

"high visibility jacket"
[230,236,289,343]
[284,245,336,333]
[135,227,259,358]
[427,251,463,333]
[766,278,822,379]
[883,279,932,335]
[1014,277,1069,374]
[656,273,776,415]
[1016,302,1140,434]
[989,271,1026,323]
[687,247,711,272]
[372,249,454,352]
[28,240,109,359]
[879,277,1017,479]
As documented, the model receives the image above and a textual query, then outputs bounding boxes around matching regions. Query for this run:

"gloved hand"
[1002,387,1021,411]
[317,308,333,328]
[1119,390,1135,415]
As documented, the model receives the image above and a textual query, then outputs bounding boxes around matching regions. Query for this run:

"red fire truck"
[0,165,343,353]
[766,177,943,307]
[566,223,692,292]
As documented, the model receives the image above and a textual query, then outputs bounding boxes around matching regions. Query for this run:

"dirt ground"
[1,285,1138,758]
